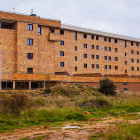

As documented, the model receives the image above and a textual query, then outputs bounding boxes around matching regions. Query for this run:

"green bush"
[98,78,117,96]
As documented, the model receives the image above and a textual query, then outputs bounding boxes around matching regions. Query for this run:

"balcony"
[0,19,16,30]
[48,33,61,42]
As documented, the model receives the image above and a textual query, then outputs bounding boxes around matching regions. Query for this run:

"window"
[137,51,139,55]
[137,67,139,71]
[104,37,107,41]
[137,43,139,46]
[131,67,134,71]
[125,53,127,56]
[51,29,54,33]
[92,64,94,69]
[27,39,33,45]
[84,64,87,68]
[115,48,118,52]
[125,40,126,48]
[131,59,134,63]
[104,46,107,51]
[115,39,117,43]
[28,24,33,30]
[60,41,64,45]
[74,32,77,40]
[38,27,41,35]
[96,55,99,59]
[75,56,77,61]
[108,38,111,42]
[109,65,111,69]
[125,61,127,65]
[27,68,33,74]
[108,47,111,51]
[75,67,77,71]
[84,54,87,58]
[96,45,99,50]
[83,34,87,38]
[131,50,134,54]
[104,65,107,69]
[125,70,127,73]
[91,55,94,59]
[60,51,64,56]
[123,88,127,91]
[131,42,133,46]
[96,36,99,40]
[137,59,139,63]
[115,66,118,70]
[60,30,64,35]
[27,53,33,59]
[91,45,94,49]
[123,82,127,85]
[104,56,107,60]
[84,44,87,48]
[115,57,118,61]
[109,56,111,60]
[75,46,77,51]
[91,35,94,40]
[60,62,64,67]
[96,64,99,69]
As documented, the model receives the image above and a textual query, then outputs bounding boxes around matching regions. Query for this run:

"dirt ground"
[0,116,139,140]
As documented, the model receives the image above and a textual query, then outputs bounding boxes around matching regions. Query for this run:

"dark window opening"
[104,46,107,51]
[96,55,99,59]
[125,40,127,48]
[51,29,54,33]
[27,53,33,59]
[96,45,99,50]
[84,64,87,68]
[91,45,94,49]
[137,59,139,63]
[125,70,127,73]
[125,53,127,56]
[125,61,127,65]
[137,67,139,71]
[91,35,94,40]
[60,62,64,67]
[75,46,77,51]
[75,56,77,61]
[96,64,99,69]
[38,27,41,35]
[108,38,111,42]
[131,59,134,63]
[60,41,64,45]
[123,82,127,85]
[137,51,139,55]
[92,64,94,69]
[137,43,139,46]
[84,44,87,48]
[28,24,33,30]
[115,57,118,61]
[83,34,87,38]
[104,56,107,60]
[91,55,94,59]
[109,56,111,60]
[27,39,33,45]
[60,30,64,35]
[108,47,111,51]
[109,65,111,69]
[131,50,134,54]
[131,67,134,71]
[84,54,87,58]
[75,67,77,71]
[115,39,117,43]
[96,36,99,40]
[27,68,33,74]
[115,48,118,52]
[115,66,118,70]
[74,32,77,40]
[104,65,107,69]
[123,88,127,91]
[131,42,133,46]
[60,51,64,56]
[104,37,107,41]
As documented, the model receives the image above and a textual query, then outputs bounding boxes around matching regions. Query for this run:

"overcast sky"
[0,0,140,38]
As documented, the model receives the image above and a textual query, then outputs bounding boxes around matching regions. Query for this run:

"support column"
[13,80,15,90]
[61,81,63,86]
[44,81,45,89]
[29,81,31,90]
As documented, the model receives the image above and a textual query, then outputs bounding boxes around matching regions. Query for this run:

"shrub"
[0,93,28,115]
[98,78,117,96]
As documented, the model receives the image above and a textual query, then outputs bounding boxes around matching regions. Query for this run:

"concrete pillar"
[13,80,15,90]
[29,81,31,90]
[61,81,63,86]
[0,21,1,28]
[44,81,45,89]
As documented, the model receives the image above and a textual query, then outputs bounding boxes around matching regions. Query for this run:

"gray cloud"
[0,0,140,38]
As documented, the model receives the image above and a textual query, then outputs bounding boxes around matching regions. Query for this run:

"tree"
[98,78,117,96]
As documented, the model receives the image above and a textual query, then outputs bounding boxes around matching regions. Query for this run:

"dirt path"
[0,117,139,140]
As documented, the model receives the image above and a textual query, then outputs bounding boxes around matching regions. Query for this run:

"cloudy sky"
[0,0,140,38]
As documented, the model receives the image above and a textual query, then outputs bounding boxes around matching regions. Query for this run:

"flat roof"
[61,24,140,42]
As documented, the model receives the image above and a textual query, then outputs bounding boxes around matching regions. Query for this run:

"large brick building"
[0,11,140,91]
